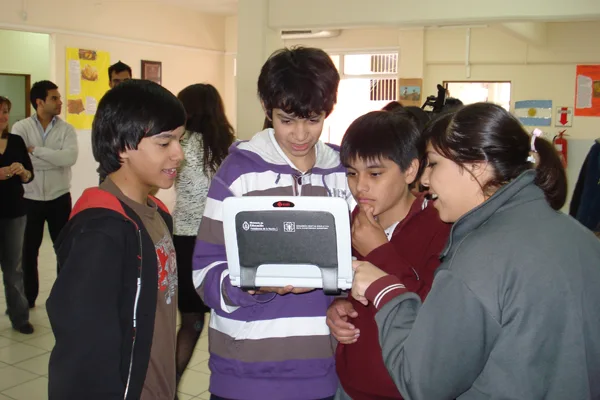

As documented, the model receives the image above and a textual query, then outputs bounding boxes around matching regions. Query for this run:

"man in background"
[109,61,132,89]
[12,80,78,308]
[99,61,133,184]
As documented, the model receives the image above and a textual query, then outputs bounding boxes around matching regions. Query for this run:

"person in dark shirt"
[0,96,34,334]
[328,111,449,400]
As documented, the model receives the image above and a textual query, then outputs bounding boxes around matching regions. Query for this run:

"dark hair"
[0,96,11,138]
[444,97,463,110]
[92,79,186,176]
[258,46,340,119]
[382,101,403,112]
[262,116,273,129]
[425,102,567,210]
[30,80,58,110]
[341,111,422,174]
[108,61,132,81]
[177,84,235,175]
[391,106,431,132]
[390,106,433,190]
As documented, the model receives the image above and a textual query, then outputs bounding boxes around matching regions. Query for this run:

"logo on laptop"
[283,222,296,233]
[273,200,295,208]
[242,221,250,231]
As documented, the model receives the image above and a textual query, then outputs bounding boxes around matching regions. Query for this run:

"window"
[444,81,511,111]
[323,52,399,145]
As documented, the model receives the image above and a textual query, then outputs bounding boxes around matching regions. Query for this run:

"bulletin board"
[575,65,600,117]
[65,48,110,129]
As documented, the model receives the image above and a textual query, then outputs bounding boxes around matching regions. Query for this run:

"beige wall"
[51,33,226,208]
[284,22,600,141]
[285,28,401,51]
[0,0,228,208]
[224,16,238,130]
[269,0,600,29]
[424,23,600,144]
[281,21,600,208]
[0,0,224,50]
[0,29,50,110]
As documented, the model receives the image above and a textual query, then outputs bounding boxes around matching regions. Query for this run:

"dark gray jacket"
[373,171,600,399]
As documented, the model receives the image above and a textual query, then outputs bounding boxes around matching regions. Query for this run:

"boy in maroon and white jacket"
[327,111,450,400]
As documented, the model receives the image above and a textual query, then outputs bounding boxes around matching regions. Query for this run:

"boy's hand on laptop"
[326,299,359,344]
[352,206,388,257]
[248,286,314,295]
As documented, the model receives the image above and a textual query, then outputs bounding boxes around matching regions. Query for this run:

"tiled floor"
[0,231,212,399]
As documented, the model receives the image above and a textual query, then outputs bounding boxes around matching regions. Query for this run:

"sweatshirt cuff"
[365,275,408,310]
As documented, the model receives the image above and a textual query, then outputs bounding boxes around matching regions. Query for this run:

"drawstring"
[275,172,297,195]
[321,174,333,197]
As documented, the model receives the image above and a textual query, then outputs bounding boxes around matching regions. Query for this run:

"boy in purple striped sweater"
[192,47,353,400]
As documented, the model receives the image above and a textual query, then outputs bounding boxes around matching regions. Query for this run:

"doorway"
[0,73,31,130]
[443,81,511,111]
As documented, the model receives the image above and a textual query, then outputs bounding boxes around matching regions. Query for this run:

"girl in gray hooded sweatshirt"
[350,102,600,400]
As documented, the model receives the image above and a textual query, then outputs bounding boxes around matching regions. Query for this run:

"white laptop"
[222,196,353,295]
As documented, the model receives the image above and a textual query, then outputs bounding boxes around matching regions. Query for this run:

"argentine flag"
[514,100,552,126]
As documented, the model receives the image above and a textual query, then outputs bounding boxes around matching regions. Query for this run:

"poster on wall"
[65,48,110,129]
[575,65,600,117]
[514,100,552,126]
[398,78,422,107]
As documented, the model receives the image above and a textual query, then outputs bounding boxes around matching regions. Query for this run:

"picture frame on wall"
[398,78,423,107]
[141,60,162,85]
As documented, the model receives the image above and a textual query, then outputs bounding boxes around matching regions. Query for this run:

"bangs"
[270,77,333,119]
[340,111,420,171]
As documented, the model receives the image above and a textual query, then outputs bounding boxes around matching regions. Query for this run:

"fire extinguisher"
[553,130,568,167]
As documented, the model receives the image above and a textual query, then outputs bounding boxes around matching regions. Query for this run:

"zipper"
[123,228,143,399]
[42,125,47,201]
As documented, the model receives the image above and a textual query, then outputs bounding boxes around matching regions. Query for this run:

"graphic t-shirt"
[100,178,178,400]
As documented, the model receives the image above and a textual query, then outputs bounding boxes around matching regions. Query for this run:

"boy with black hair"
[108,60,132,88]
[47,79,186,399]
[193,46,352,400]
[327,111,450,400]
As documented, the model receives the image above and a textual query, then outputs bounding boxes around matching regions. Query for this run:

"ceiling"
[166,0,238,15]
[91,0,238,15]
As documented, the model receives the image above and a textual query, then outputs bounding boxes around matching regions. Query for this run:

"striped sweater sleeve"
[192,172,276,313]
